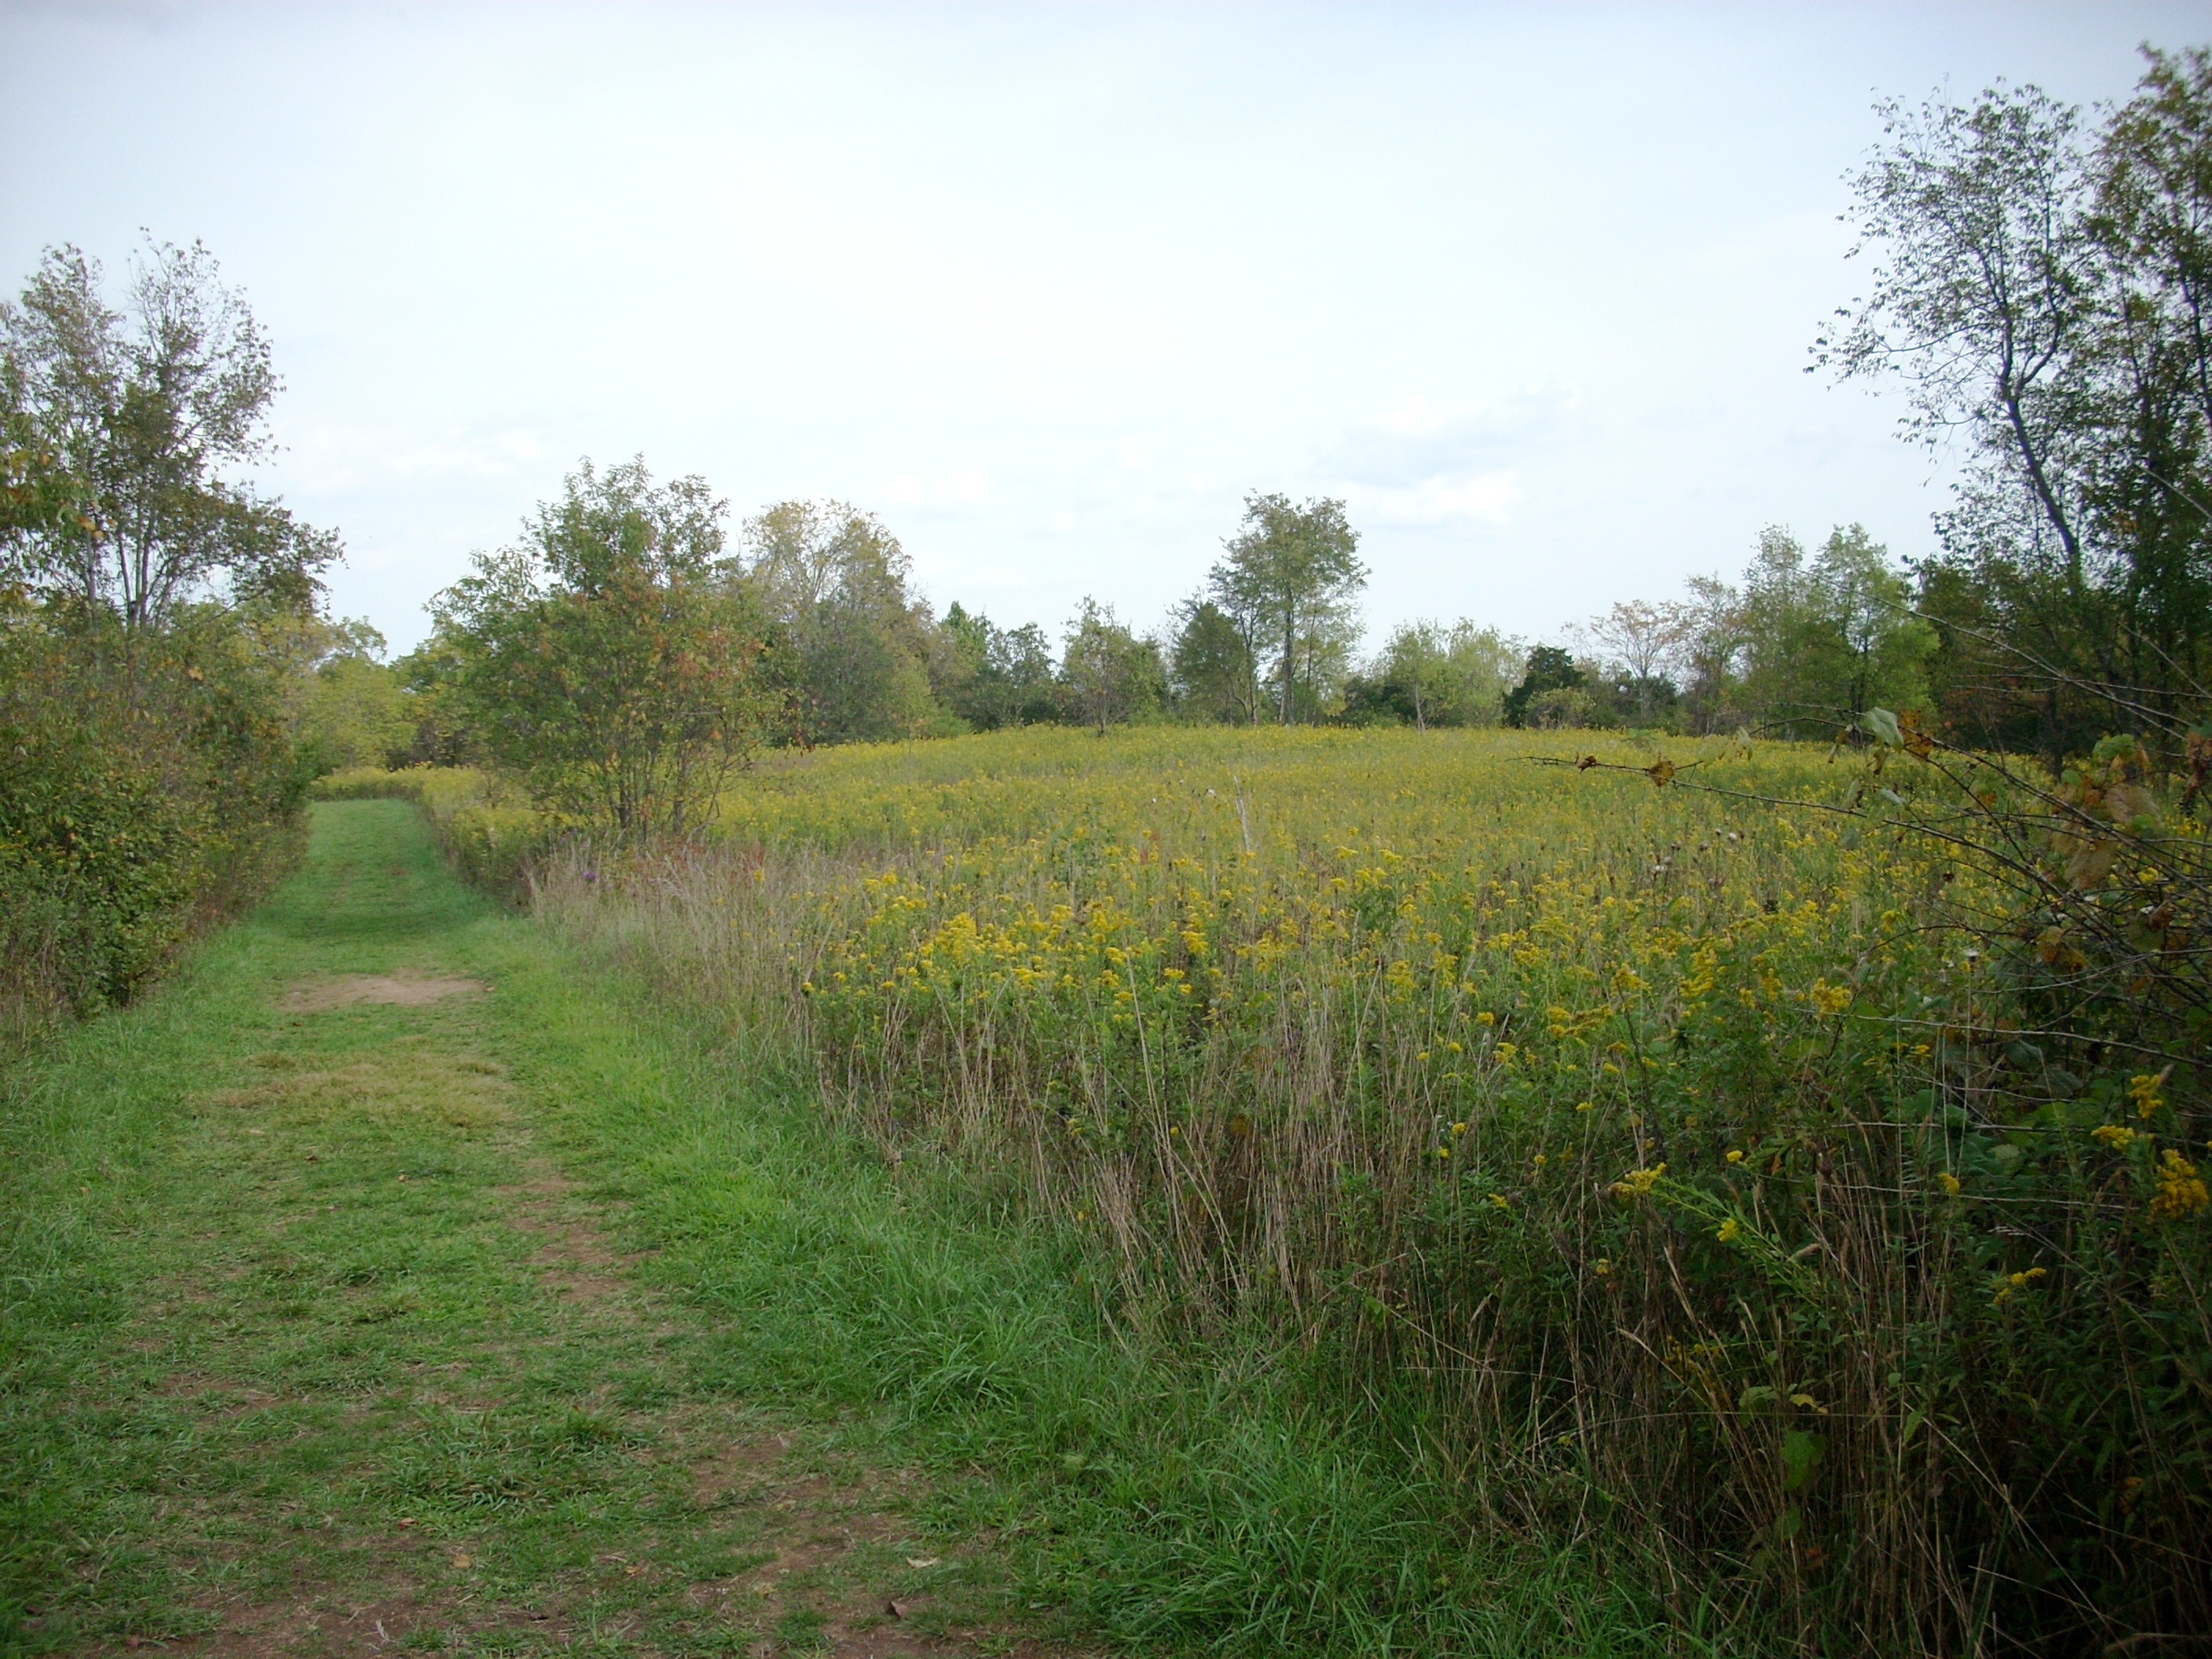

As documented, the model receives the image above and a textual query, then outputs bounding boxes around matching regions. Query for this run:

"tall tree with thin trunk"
[1819,53,2212,758]
[1209,493,1365,724]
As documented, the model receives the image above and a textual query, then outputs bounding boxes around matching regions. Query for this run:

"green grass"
[2,800,1709,1657]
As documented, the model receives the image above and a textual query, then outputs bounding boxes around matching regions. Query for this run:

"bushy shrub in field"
[526,725,2207,1654]
[0,600,309,1040]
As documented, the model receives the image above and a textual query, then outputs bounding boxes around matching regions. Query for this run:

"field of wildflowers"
[360,726,2208,1652]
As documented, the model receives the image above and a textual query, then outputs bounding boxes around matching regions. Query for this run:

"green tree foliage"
[1,239,343,1042]
[1210,493,1366,724]
[2,360,83,544]
[1673,574,1751,733]
[1344,620,1522,728]
[386,627,481,767]
[1582,600,1690,725]
[284,616,415,773]
[0,240,339,624]
[1503,645,1588,727]
[932,601,1057,731]
[742,500,935,744]
[431,459,772,838]
[1824,50,2212,757]
[1632,529,1934,737]
[1060,598,1165,733]
[1167,597,1263,724]
[0,596,311,1038]
[1732,525,1936,735]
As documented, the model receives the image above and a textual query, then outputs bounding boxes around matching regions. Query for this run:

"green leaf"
[1857,707,1902,747]
[1781,1429,1826,1492]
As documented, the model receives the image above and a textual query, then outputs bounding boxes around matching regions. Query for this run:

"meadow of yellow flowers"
[325,725,2209,1649]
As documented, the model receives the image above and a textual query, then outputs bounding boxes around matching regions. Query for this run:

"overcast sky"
[3,2,2203,654]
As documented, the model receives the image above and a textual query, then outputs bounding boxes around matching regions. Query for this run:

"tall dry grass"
[486,725,2199,1651]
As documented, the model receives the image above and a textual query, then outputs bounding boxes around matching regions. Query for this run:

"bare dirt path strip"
[6,802,1089,1659]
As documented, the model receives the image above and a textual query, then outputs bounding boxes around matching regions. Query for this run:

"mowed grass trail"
[0,801,1081,1658]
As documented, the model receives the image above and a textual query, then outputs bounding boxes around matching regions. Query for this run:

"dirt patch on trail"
[276,973,486,1013]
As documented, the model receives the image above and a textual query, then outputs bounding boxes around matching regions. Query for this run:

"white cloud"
[1314,393,1563,526]
[883,469,992,511]
[1345,471,1520,526]
[1322,389,1579,478]
[278,421,547,494]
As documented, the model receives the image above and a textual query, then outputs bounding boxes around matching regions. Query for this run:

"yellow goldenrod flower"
[1611,1163,1665,1199]
[2091,1124,2137,1152]
[1937,1171,1961,1196]
[1993,1265,2047,1304]
[1716,1217,1741,1242]
[2152,1149,2209,1219]
[2130,1070,2170,1119]
[1808,979,1853,1016]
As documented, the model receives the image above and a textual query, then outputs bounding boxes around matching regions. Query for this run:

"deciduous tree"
[1167,597,1262,723]
[1729,526,1935,735]
[1060,599,1163,733]
[431,459,771,838]
[743,500,935,742]
[1209,493,1366,724]
[0,240,337,624]
[1584,600,1690,724]
[1822,53,2212,758]
[1503,645,1585,727]
[1350,620,1523,728]
[935,602,1057,730]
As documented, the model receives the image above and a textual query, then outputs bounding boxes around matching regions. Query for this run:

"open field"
[4,792,1683,1659]
[504,726,2207,1654]
[20,730,2207,1654]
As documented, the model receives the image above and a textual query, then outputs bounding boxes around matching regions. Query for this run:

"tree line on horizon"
[348,38,2212,793]
[353,463,1945,786]
[5,43,2208,966]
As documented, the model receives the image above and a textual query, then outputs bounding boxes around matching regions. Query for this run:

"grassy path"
[2,802,1074,1658]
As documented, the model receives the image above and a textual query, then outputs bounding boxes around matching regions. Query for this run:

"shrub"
[0,600,309,1042]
